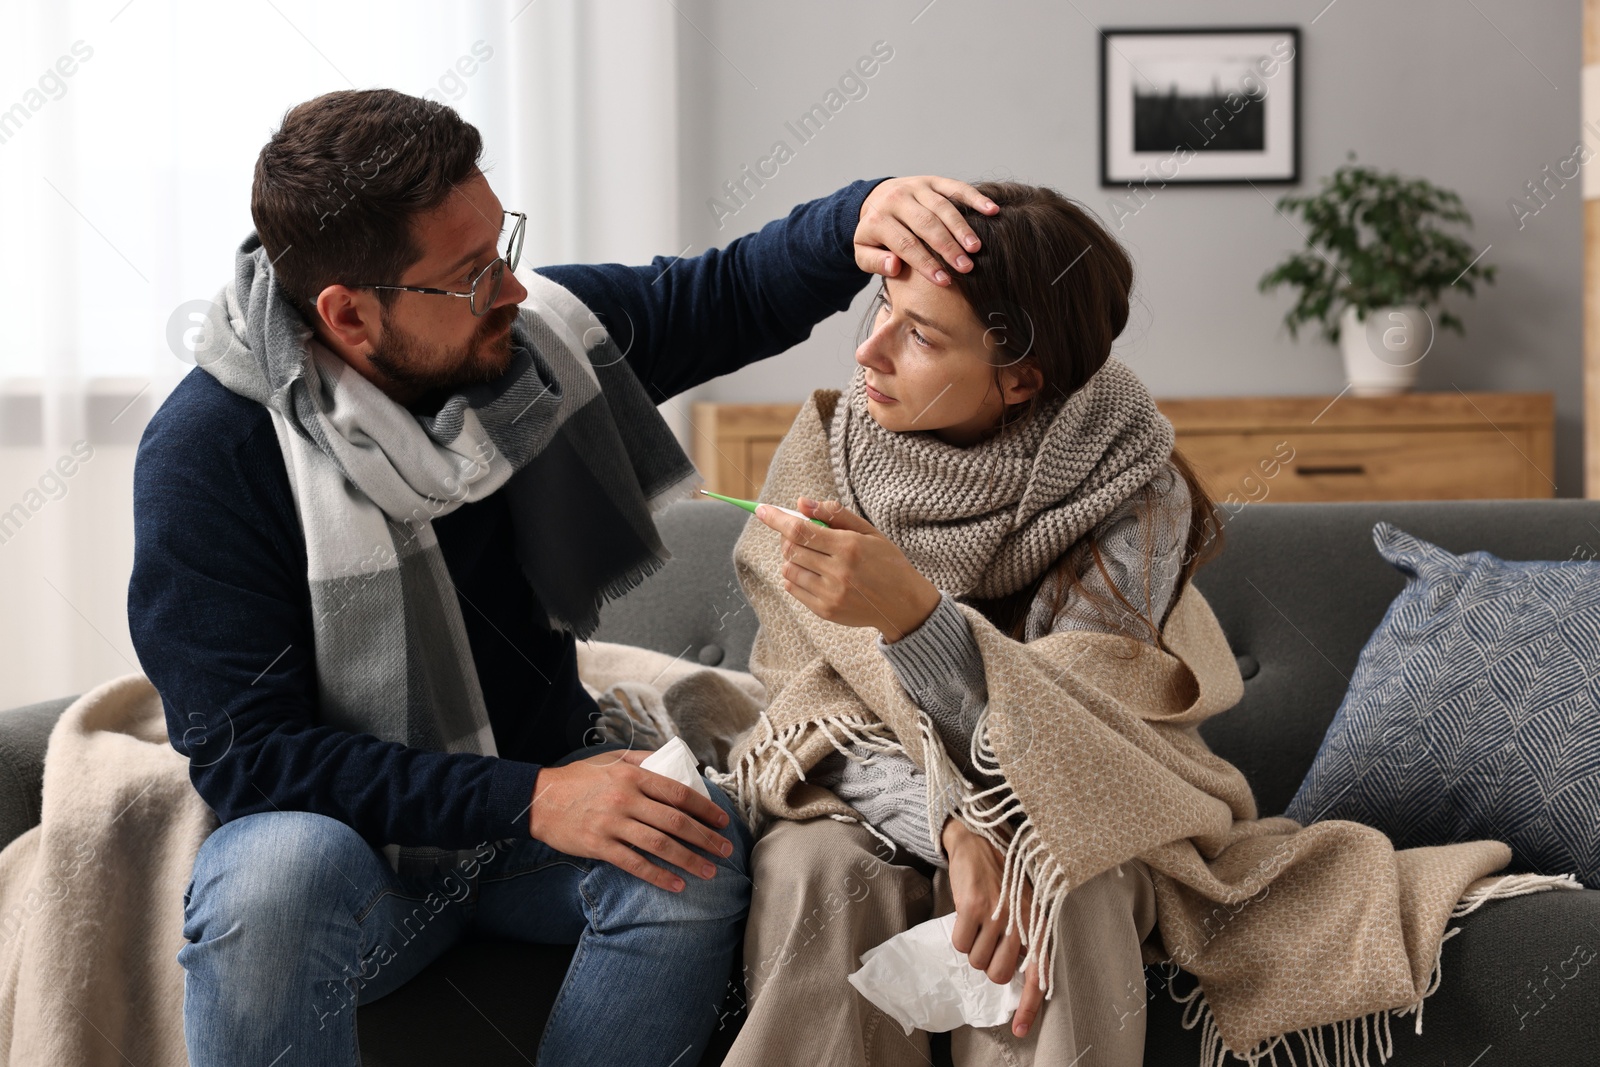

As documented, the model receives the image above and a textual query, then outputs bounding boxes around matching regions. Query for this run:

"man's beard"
[369,303,520,399]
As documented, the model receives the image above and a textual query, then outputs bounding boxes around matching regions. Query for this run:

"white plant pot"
[1338,304,1429,396]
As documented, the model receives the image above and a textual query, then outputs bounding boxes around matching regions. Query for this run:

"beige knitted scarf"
[709,384,1581,1064]
[828,359,1174,598]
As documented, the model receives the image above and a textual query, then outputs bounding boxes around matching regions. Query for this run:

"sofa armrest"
[0,697,76,852]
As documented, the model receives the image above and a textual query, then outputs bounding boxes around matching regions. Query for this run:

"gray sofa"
[3,497,1597,1064]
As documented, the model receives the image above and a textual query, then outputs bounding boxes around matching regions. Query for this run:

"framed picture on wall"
[1099,26,1300,187]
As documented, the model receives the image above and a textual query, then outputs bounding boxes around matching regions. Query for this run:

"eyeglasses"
[347,210,527,317]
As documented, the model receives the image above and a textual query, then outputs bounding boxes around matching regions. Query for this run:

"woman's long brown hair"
[860,180,1224,654]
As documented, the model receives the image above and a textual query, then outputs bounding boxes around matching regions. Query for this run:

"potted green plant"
[1258,153,1496,395]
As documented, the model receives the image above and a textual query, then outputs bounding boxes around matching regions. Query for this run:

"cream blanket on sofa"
[0,674,214,1067]
[0,645,758,1065]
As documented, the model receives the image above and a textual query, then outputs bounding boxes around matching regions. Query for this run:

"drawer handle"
[1294,464,1366,476]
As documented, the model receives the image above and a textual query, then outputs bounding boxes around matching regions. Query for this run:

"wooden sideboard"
[691,392,1556,504]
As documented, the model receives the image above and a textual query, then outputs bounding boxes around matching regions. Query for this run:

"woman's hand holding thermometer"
[708,490,941,642]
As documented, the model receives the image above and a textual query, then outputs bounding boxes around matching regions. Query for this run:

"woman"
[715,180,1220,1067]
[712,180,1544,1067]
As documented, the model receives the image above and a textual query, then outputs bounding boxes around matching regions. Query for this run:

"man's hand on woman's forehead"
[854,176,999,287]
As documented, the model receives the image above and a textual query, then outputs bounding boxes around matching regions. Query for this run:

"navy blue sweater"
[128,178,886,853]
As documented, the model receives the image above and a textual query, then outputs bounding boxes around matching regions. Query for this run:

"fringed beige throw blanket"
[0,673,217,1067]
[709,390,1581,1063]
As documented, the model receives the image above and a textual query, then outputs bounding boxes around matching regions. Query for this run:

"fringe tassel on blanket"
[827,811,904,858]
[706,707,900,836]
[909,704,1078,1002]
[1164,872,1583,1067]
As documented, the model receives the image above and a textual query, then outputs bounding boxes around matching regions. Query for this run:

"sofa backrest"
[593,497,1600,818]
[591,500,762,672]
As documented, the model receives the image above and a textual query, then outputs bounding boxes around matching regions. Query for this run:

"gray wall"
[675,0,1585,496]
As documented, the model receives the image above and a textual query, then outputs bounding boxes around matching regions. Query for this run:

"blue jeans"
[177,743,753,1066]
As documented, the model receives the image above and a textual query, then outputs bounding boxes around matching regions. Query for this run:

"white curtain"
[0,0,680,709]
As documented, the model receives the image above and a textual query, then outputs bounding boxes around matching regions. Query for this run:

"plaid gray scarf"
[199,233,697,874]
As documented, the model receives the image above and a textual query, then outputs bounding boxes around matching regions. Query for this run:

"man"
[128,87,994,1067]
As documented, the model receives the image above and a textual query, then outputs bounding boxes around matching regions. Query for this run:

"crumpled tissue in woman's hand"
[847,911,1026,1035]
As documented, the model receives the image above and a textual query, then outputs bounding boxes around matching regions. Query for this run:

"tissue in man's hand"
[639,736,711,800]
[847,911,1026,1035]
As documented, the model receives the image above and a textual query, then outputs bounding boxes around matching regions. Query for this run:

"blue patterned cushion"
[1284,521,1600,888]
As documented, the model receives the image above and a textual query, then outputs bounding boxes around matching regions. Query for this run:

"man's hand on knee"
[527,749,735,893]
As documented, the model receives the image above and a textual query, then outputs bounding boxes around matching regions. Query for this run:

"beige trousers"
[722,817,1158,1067]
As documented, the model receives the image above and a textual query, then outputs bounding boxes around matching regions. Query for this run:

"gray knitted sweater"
[808,460,1192,868]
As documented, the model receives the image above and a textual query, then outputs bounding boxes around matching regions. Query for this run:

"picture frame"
[1099,26,1301,187]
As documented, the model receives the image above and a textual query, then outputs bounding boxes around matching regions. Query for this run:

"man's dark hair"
[251,88,484,322]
